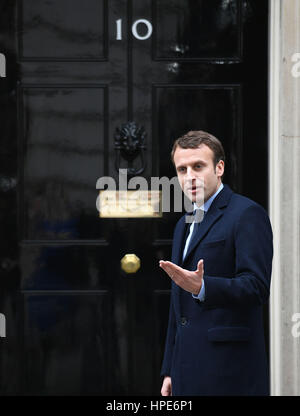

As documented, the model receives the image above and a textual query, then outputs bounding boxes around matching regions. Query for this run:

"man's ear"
[216,160,225,178]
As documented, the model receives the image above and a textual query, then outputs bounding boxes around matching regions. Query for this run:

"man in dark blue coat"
[159,130,273,396]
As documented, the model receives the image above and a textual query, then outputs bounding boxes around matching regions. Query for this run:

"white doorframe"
[268,0,282,397]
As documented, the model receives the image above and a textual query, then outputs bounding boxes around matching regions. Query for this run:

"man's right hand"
[161,376,172,396]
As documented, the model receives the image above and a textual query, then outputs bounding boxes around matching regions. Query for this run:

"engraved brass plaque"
[99,190,162,218]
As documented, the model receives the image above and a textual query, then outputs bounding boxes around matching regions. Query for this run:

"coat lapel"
[172,216,189,265]
[182,184,233,263]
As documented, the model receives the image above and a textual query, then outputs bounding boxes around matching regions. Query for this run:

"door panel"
[22,291,111,395]
[20,0,108,61]
[154,85,242,189]
[0,0,268,395]
[154,0,241,60]
[20,85,107,241]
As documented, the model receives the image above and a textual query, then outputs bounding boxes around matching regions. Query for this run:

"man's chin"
[189,194,205,205]
[183,189,205,203]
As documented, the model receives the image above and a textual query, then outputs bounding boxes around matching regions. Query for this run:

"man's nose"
[186,167,196,179]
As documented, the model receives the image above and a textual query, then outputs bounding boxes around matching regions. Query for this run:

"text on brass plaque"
[99,191,162,218]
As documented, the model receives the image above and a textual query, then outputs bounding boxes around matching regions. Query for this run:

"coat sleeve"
[160,287,177,377]
[203,204,273,308]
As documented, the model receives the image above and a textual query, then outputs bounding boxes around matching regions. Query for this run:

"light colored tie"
[188,209,205,246]
[182,209,205,260]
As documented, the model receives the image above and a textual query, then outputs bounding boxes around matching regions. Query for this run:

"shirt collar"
[193,182,224,213]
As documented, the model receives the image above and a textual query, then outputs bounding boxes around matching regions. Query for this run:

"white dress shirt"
[182,183,224,301]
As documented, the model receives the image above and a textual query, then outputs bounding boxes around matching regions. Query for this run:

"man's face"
[173,144,224,205]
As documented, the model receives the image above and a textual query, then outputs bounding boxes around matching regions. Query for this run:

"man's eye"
[178,167,186,172]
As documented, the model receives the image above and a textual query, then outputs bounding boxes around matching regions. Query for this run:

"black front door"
[0,0,268,395]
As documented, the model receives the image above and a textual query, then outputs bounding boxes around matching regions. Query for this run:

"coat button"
[181,317,187,326]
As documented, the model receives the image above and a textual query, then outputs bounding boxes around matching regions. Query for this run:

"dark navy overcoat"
[161,184,273,396]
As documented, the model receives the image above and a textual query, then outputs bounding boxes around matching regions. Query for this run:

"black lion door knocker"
[114,121,147,176]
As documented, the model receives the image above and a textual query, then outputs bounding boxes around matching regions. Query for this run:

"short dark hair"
[171,130,226,168]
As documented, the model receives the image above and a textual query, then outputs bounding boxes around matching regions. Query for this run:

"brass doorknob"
[121,254,141,274]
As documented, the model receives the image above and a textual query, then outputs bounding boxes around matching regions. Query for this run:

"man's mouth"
[187,186,202,192]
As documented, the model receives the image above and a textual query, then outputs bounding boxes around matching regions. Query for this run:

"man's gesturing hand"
[159,259,204,295]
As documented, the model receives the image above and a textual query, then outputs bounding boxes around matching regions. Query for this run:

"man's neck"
[194,182,223,210]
